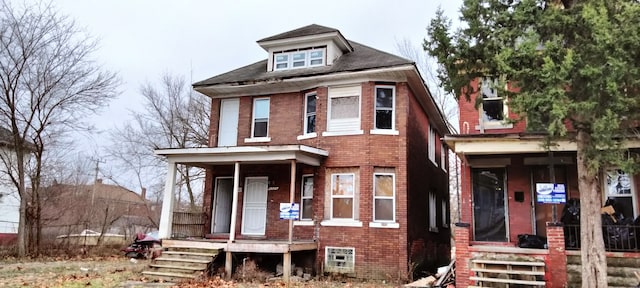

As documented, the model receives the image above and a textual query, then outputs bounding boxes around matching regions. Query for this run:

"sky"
[47,0,463,188]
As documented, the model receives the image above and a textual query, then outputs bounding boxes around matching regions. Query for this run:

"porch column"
[454,222,472,288]
[283,160,296,283]
[545,222,567,288]
[226,161,240,279]
[159,161,178,239]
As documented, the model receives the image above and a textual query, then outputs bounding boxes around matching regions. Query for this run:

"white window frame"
[273,48,326,71]
[330,173,355,220]
[429,191,438,232]
[249,98,270,142]
[428,125,436,164]
[476,77,512,130]
[603,168,638,219]
[325,247,355,273]
[300,174,314,221]
[324,85,363,136]
[371,85,397,134]
[372,173,395,223]
[303,92,317,136]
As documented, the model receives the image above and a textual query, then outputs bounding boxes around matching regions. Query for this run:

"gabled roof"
[257,24,339,42]
[193,41,412,87]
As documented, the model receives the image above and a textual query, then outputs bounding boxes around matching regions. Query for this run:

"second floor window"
[374,86,395,130]
[252,98,270,138]
[480,77,505,122]
[428,125,436,164]
[304,93,316,134]
[327,85,361,133]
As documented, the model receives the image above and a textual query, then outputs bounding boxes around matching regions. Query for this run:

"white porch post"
[283,159,296,282]
[159,161,177,239]
[226,161,240,279]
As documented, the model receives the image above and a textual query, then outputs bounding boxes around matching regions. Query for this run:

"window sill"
[369,129,399,135]
[296,133,317,140]
[294,220,315,226]
[322,130,364,137]
[368,222,399,229]
[244,137,271,143]
[320,220,363,227]
[475,123,513,130]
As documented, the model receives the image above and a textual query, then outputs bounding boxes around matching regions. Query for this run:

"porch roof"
[444,133,640,155]
[154,145,328,167]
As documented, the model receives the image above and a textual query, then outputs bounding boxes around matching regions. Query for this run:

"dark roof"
[193,41,413,87]
[257,24,339,42]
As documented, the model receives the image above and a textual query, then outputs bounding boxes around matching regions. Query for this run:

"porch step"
[141,245,222,282]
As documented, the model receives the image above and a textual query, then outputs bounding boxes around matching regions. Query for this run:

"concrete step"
[142,270,197,282]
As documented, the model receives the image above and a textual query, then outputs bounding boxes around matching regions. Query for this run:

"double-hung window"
[477,77,512,130]
[429,191,438,232]
[301,175,314,220]
[440,144,447,171]
[374,86,395,131]
[252,98,270,138]
[331,173,355,219]
[325,85,362,135]
[428,126,436,164]
[304,93,316,135]
[373,173,395,222]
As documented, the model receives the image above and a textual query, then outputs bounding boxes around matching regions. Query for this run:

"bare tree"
[0,0,119,256]
[107,73,210,211]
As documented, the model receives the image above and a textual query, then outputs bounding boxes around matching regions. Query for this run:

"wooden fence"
[171,211,206,238]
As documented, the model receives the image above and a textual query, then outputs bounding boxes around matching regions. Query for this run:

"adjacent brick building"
[446,77,640,287]
[155,24,451,279]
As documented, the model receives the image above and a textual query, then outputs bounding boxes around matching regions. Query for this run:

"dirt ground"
[0,256,402,288]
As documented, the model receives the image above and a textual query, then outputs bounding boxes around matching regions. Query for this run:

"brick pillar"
[546,222,567,288]
[454,222,472,288]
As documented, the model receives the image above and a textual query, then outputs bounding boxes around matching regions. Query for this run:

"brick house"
[154,24,451,280]
[446,77,640,287]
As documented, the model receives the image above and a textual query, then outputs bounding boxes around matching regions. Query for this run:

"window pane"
[302,199,313,219]
[375,175,393,197]
[306,95,316,113]
[332,174,354,196]
[375,110,392,129]
[306,115,315,133]
[276,63,287,69]
[293,61,305,67]
[333,198,353,218]
[293,52,305,60]
[606,170,632,195]
[330,96,359,119]
[275,54,288,62]
[303,177,313,197]
[254,99,269,118]
[254,120,267,137]
[482,100,504,121]
[310,59,323,65]
[375,199,393,221]
[376,88,393,108]
[310,50,323,58]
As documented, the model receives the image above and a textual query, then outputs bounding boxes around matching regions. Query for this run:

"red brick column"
[546,222,567,288]
[454,222,472,288]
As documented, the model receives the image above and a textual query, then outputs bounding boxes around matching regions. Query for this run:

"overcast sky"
[46,0,463,188]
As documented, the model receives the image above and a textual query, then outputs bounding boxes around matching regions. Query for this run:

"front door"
[218,98,239,147]
[241,177,268,236]
[531,166,567,237]
[472,168,508,242]
[212,177,233,234]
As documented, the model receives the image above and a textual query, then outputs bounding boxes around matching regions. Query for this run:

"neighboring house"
[155,24,451,280]
[41,179,160,243]
[0,127,20,245]
[446,77,640,287]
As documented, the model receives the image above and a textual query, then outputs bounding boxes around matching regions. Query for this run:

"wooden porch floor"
[163,238,317,253]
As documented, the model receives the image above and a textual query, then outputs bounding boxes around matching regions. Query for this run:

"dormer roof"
[257,24,353,53]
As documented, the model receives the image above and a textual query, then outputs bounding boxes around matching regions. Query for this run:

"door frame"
[212,177,233,234]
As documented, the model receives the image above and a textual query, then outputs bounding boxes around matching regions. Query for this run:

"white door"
[241,177,268,235]
[212,177,233,234]
[218,98,239,147]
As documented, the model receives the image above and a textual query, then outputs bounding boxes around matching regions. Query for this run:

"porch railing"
[564,223,640,252]
[171,211,206,238]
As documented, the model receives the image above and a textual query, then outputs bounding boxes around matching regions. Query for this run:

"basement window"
[325,247,355,273]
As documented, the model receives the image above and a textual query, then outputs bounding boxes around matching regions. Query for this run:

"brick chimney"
[141,187,147,200]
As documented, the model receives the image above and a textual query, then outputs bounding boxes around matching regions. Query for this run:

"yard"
[0,255,401,288]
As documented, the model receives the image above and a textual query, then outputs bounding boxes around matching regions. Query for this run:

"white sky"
[47,0,462,188]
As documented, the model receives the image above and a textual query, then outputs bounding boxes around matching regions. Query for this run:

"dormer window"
[273,47,326,71]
